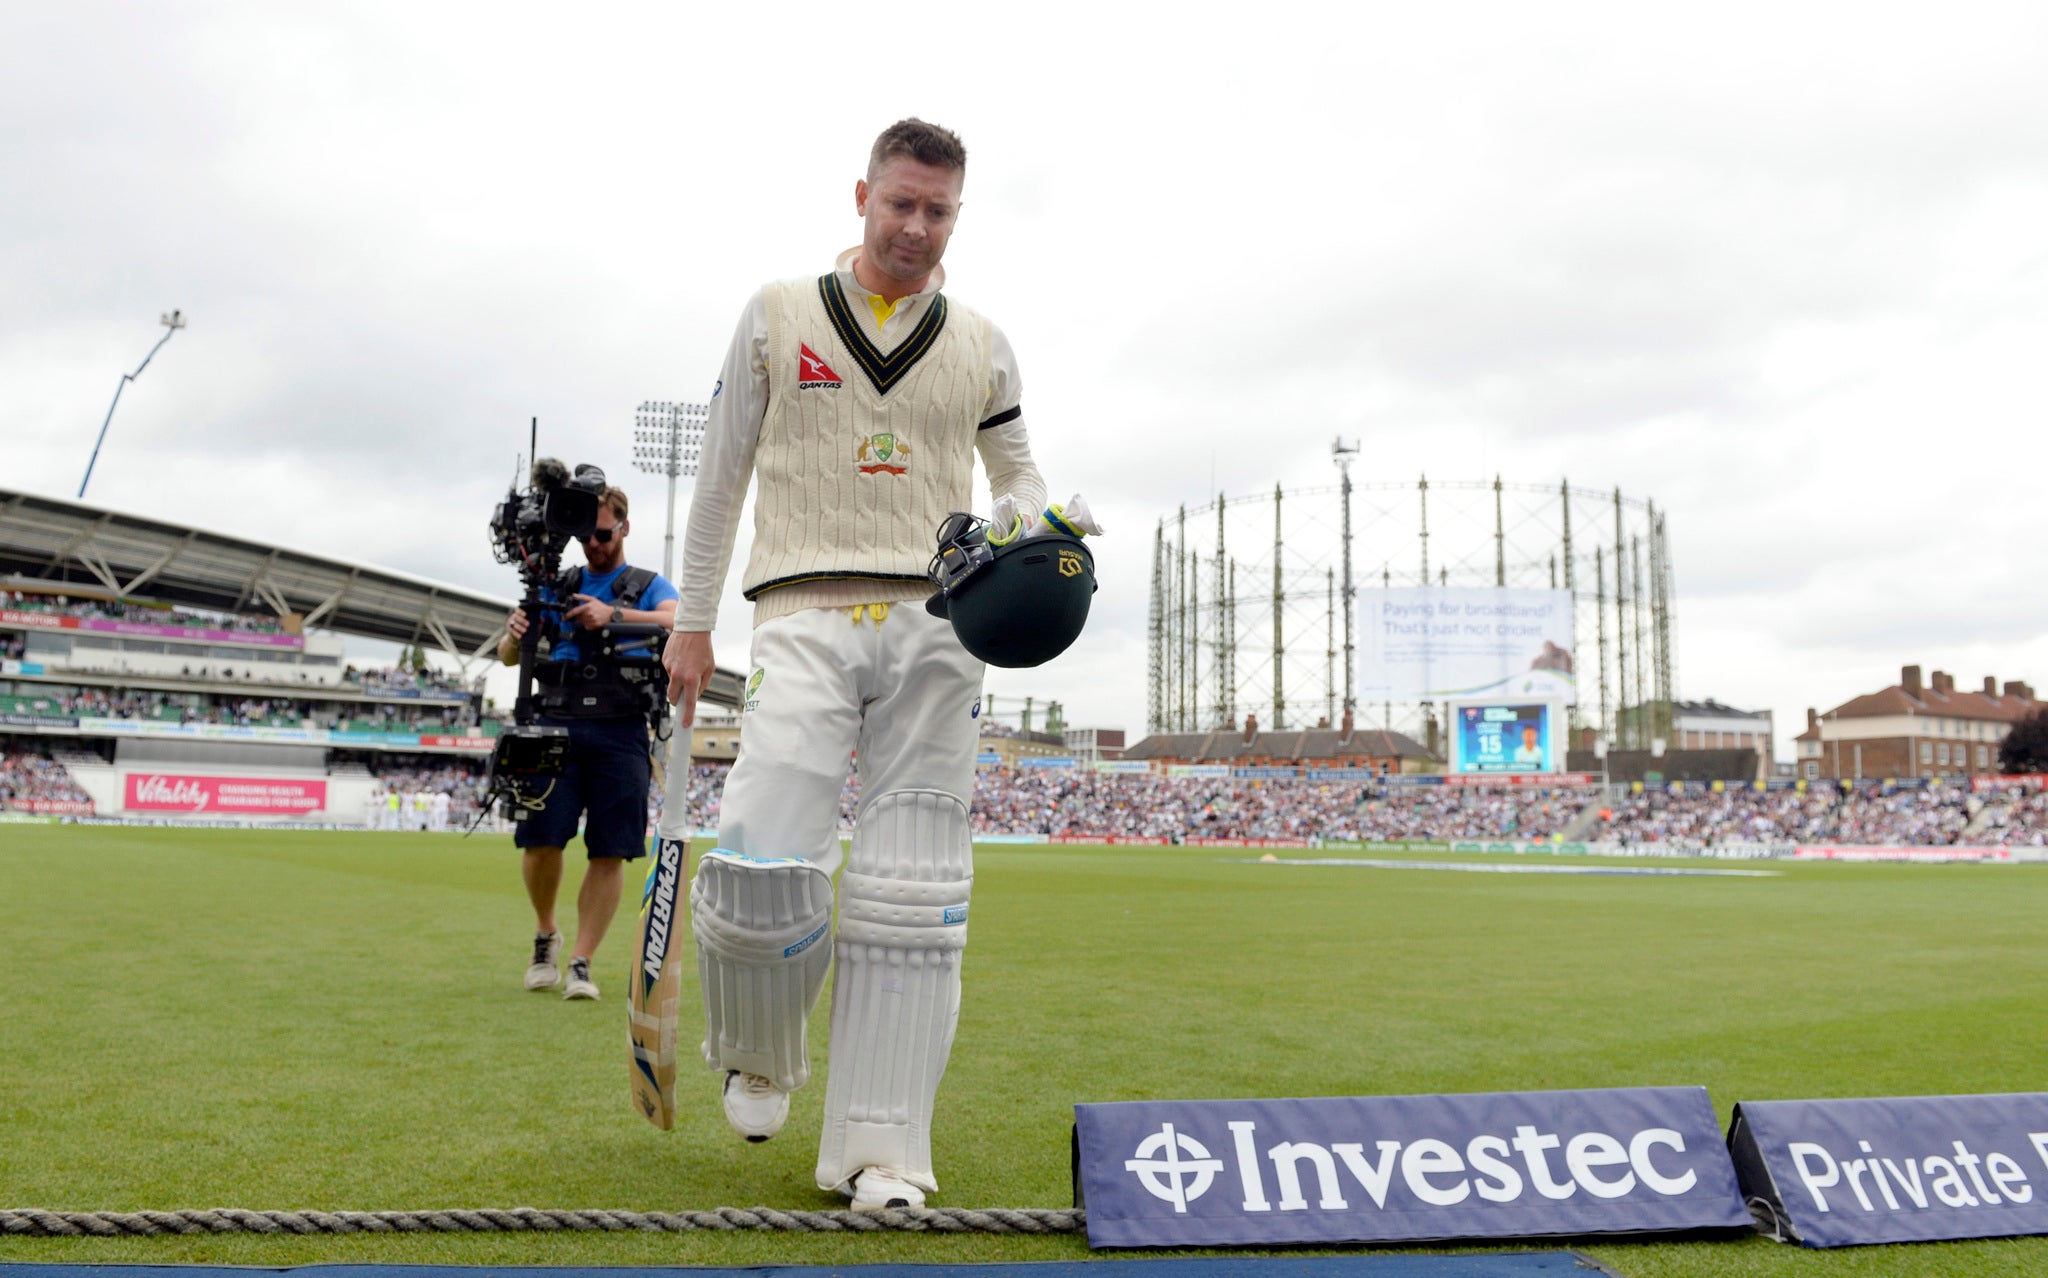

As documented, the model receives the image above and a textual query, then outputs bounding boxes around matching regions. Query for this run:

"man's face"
[855,157,963,289]
[1522,727,1539,749]
[582,508,626,572]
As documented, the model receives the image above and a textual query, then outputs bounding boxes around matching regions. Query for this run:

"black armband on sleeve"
[977,404,1023,431]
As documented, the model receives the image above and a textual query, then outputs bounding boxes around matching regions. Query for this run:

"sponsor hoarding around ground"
[1359,588,1575,701]
[1074,1086,1748,1248]
[1731,1093,2048,1247]
[3,798,94,815]
[124,774,328,816]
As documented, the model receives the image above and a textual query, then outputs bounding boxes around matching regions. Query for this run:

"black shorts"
[512,716,650,860]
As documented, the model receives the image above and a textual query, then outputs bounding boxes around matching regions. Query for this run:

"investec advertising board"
[1074,1087,1747,1247]
[1359,588,1575,701]
[1731,1093,2048,1247]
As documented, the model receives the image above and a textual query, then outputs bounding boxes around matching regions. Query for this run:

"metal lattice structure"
[1147,461,1677,749]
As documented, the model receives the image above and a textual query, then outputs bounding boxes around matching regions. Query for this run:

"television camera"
[482,433,671,823]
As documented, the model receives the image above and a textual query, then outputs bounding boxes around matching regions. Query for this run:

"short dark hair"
[868,118,967,180]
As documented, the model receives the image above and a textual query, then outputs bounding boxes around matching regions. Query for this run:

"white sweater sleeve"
[977,323,1047,514]
[674,292,769,632]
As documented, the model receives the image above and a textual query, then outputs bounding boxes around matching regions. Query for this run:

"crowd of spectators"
[2,633,23,660]
[1596,782,2025,848]
[0,745,94,809]
[0,590,286,635]
[965,769,1579,841]
[649,766,2048,848]
[313,698,483,732]
[645,765,1579,842]
[344,665,474,698]
[1947,781,2048,847]
[16,686,481,731]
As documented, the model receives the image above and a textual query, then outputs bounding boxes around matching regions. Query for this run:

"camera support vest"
[537,564,660,721]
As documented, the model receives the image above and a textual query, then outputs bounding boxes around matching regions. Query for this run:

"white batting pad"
[816,789,973,1195]
[692,849,835,1092]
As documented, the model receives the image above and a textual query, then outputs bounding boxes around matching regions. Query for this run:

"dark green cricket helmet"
[924,511,1095,668]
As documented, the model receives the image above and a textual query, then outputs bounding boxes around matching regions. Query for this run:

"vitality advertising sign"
[125,774,327,815]
[1729,1093,2048,1247]
[1074,1087,1748,1248]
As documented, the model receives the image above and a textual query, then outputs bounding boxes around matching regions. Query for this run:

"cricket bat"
[628,729,693,1129]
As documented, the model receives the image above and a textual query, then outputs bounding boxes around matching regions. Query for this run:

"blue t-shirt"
[544,563,680,664]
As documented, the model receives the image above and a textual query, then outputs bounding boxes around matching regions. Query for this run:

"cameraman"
[499,486,678,1000]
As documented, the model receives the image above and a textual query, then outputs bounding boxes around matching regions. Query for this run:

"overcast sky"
[5,2,2045,755]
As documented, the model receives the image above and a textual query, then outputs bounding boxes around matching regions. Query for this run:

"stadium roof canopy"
[0,486,744,707]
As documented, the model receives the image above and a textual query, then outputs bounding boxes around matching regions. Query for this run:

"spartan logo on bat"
[639,842,682,998]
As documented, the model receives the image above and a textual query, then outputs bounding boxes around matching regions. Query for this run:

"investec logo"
[1126,1117,1699,1214]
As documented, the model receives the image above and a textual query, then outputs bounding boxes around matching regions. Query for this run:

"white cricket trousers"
[717,603,983,874]
[714,601,984,1195]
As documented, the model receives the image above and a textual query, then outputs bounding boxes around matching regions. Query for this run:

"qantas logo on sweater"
[797,344,843,389]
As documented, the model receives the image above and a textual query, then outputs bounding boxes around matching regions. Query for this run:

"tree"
[1999,708,2048,775]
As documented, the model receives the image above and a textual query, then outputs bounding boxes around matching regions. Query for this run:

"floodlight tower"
[79,310,186,500]
[631,401,709,582]
[1331,436,1360,722]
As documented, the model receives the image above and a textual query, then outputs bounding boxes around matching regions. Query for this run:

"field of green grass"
[2,822,2045,1275]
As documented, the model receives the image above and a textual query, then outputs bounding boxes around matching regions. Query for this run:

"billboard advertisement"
[125,773,328,816]
[1451,701,1560,775]
[1359,588,1574,701]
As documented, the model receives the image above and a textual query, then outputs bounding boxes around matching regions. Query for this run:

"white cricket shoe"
[563,955,599,1000]
[525,931,563,991]
[849,1167,925,1212]
[722,1070,788,1143]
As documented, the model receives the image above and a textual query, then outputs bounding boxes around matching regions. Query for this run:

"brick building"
[1122,713,1437,773]
[1793,665,2042,781]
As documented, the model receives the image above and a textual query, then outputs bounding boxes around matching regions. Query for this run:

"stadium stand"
[645,765,2048,848]
[0,486,747,825]
[1561,777,2048,849]
[1121,716,1437,774]
[0,742,95,812]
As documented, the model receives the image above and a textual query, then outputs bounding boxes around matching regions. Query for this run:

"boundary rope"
[0,1207,1085,1237]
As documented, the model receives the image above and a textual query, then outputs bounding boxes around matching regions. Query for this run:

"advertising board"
[1358,588,1574,701]
[124,773,328,816]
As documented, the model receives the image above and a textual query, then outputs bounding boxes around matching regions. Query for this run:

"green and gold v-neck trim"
[818,273,950,395]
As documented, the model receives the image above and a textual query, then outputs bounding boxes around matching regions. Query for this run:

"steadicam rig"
[480,423,618,823]
[479,427,673,826]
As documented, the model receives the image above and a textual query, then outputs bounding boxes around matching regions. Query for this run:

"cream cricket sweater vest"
[741,274,993,610]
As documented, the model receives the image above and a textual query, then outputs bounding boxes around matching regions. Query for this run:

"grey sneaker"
[563,955,599,1000]
[525,931,563,991]
[722,1070,788,1142]
[849,1166,925,1211]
